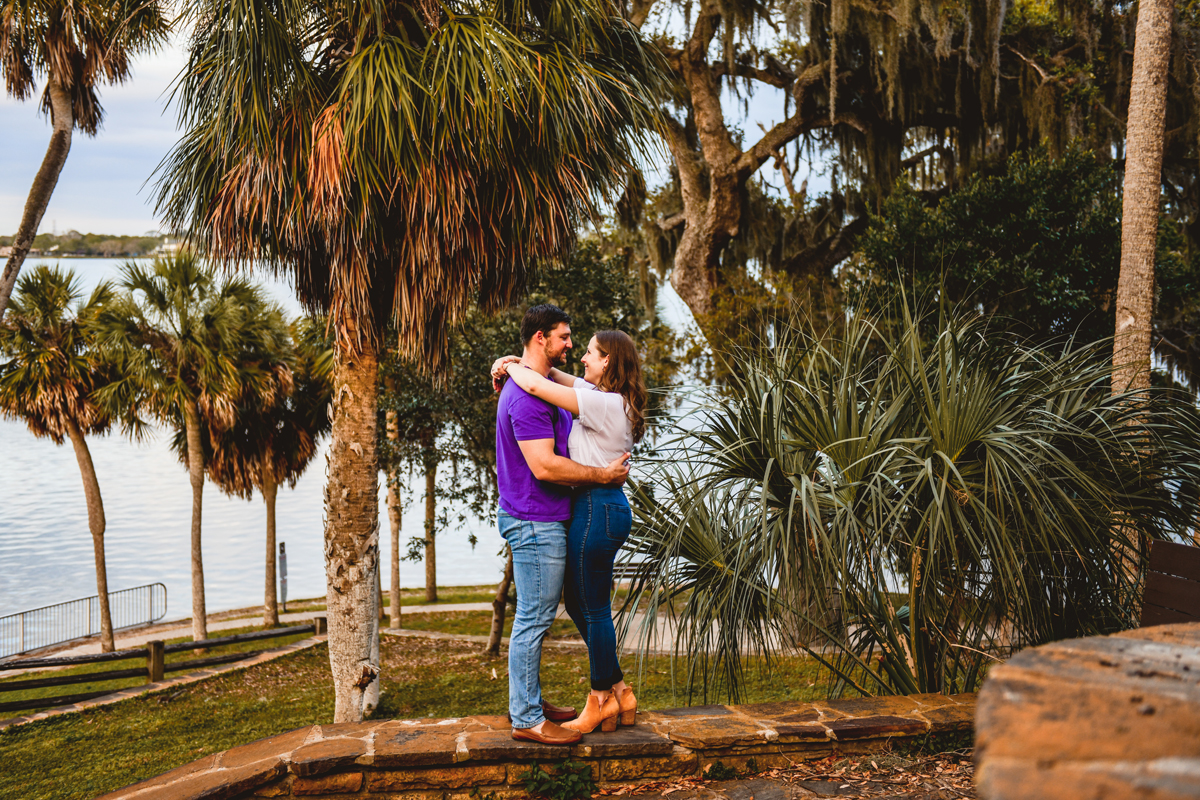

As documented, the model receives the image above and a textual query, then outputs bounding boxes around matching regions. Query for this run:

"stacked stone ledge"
[98,694,975,800]
[975,621,1200,799]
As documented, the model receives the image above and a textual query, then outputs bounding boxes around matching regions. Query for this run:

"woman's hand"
[490,355,520,381]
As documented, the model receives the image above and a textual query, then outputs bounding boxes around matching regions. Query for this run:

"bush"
[624,302,1200,700]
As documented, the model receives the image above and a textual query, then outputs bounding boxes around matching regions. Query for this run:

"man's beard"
[546,344,569,367]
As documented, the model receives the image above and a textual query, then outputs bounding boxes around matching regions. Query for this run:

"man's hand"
[517,440,631,487]
[602,452,631,486]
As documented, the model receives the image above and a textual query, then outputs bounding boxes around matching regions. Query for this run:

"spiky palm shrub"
[624,307,1200,700]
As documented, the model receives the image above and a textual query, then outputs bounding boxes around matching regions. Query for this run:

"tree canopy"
[614,0,1200,352]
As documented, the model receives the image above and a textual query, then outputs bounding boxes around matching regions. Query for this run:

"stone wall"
[99,694,975,800]
[975,621,1200,798]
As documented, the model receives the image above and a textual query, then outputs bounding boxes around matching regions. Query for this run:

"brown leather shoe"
[512,720,582,745]
[505,701,578,723]
[542,700,578,722]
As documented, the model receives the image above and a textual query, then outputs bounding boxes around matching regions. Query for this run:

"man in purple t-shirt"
[496,304,629,745]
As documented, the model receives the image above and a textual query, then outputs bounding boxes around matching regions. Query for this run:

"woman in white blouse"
[493,330,646,734]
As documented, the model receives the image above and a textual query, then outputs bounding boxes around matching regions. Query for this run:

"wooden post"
[146,640,165,683]
[312,614,327,636]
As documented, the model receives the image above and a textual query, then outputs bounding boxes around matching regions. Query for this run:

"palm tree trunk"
[1113,0,1174,395]
[1111,0,1173,608]
[486,546,514,656]
[184,403,209,642]
[325,336,381,723]
[0,80,73,322]
[386,406,402,630]
[387,470,402,629]
[65,420,114,652]
[424,459,437,603]
[363,574,381,716]
[263,452,280,628]
[376,557,386,622]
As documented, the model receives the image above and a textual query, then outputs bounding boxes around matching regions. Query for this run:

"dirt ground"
[602,751,975,799]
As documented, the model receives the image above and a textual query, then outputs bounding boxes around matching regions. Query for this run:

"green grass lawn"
[0,631,825,800]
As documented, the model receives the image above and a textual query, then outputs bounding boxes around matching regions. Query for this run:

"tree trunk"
[0,80,74,322]
[386,405,402,630]
[387,471,402,629]
[184,403,209,643]
[324,336,381,723]
[263,453,280,628]
[666,8,740,322]
[363,577,381,716]
[1113,0,1174,395]
[424,458,438,603]
[486,546,514,656]
[376,555,386,622]
[66,420,114,652]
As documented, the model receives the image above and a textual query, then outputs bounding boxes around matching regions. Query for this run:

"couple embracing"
[493,304,645,745]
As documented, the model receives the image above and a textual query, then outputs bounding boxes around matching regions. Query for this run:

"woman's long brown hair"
[593,330,647,443]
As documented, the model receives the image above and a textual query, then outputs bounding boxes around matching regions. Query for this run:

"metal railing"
[0,584,168,658]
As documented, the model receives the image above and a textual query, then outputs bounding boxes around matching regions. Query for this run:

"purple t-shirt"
[496,377,574,522]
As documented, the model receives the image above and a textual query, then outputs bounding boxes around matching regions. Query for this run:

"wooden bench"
[1141,539,1200,627]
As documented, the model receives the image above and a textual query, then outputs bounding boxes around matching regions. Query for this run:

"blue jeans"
[498,509,567,729]
[564,487,631,690]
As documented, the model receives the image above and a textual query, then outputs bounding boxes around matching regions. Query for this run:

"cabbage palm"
[201,317,333,627]
[0,266,118,650]
[624,307,1200,701]
[155,0,664,720]
[93,252,291,642]
[0,0,168,320]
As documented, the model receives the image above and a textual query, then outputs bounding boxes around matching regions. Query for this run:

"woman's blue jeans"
[498,510,566,729]
[564,487,631,690]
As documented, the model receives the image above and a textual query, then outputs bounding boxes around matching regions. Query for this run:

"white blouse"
[567,378,634,468]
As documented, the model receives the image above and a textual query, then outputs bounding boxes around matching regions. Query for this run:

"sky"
[0,28,821,238]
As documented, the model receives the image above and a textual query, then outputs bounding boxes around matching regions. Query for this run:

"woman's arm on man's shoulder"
[547,367,578,388]
[507,365,580,415]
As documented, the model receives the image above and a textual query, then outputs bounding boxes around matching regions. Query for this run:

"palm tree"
[93,251,291,642]
[0,266,119,650]
[155,0,664,721]
[0,0,168,320]
[202,316,333,627]
[1113,0,1175,396]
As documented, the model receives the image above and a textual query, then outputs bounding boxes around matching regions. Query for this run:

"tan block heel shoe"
[615,685,637,726]
[562,693,620,734]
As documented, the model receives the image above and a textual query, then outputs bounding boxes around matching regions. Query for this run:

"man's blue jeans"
[498,509,567,729]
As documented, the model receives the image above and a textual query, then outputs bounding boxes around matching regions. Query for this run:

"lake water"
[0,259,508,619]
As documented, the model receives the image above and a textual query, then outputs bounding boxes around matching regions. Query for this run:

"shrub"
[624,303,1200,699]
